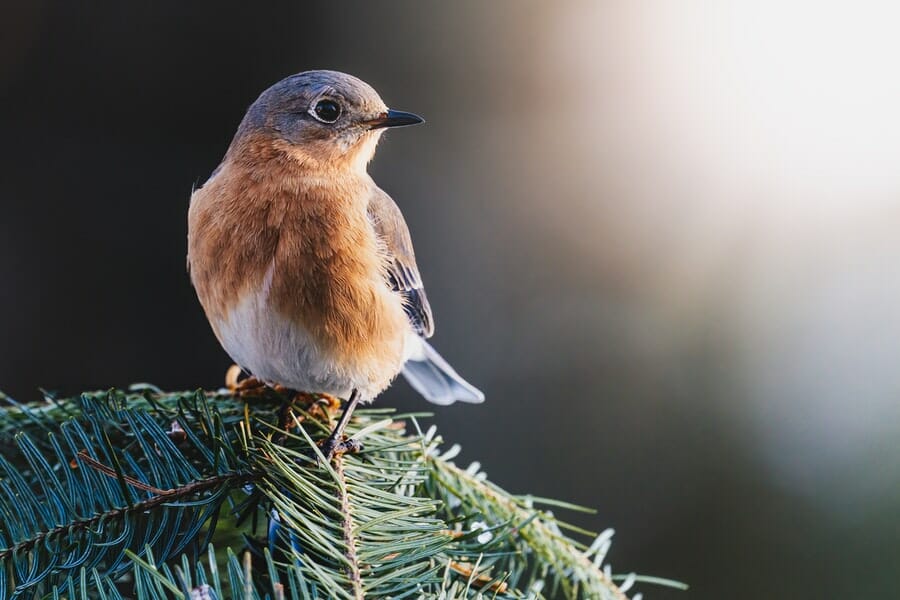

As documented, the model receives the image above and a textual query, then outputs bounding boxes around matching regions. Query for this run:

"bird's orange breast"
[187,135,408,372]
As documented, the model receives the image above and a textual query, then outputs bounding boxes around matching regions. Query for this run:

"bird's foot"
[225,364,263,393]
[275,392,341,432]
[318,435,363,462]
[293,392,341,420]
[225,365,289,398]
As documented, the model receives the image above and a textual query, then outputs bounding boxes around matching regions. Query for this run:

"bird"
[187,70,484,459]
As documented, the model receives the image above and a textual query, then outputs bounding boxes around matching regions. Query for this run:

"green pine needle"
[0,386,684,599]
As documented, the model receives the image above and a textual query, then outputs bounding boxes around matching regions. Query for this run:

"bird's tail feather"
[402,339,484,405]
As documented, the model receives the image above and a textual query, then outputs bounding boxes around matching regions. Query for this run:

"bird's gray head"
[235,70,423,171]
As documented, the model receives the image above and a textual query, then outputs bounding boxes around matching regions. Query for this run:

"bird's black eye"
[312,99,342,123]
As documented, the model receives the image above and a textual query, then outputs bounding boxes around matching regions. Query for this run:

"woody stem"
[321,389,361,458]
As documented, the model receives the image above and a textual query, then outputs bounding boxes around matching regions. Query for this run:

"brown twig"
[448,561,509,594]
[0,471,253,560]
[74,450,170,495]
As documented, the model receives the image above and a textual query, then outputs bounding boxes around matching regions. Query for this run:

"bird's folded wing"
[367,188,434,338]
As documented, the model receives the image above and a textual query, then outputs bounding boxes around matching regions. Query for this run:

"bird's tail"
[402,339,485,405]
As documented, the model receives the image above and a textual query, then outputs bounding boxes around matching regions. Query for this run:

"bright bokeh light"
[534,0,900,510]
[670,1,900,210]
[558,0,900,214]
[717,2,900,203]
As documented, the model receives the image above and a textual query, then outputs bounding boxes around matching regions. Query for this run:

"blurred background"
[2,1,899,597]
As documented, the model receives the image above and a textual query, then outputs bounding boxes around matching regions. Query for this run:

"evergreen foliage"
[0,386,684,599]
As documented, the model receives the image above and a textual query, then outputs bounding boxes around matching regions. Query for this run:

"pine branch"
[0,386,684,599]
[416,426,640,599]
[332,457,364,600]
[0,472,250,562]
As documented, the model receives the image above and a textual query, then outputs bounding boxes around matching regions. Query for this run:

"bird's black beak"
[363,109,425,130]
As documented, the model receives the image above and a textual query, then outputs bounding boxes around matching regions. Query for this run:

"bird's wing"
[367,188,434,338]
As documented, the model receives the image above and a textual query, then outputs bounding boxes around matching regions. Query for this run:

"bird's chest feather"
[188,164,408,388]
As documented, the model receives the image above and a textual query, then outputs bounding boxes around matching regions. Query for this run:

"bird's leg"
[277,393,343,447]
[319,389,363,461]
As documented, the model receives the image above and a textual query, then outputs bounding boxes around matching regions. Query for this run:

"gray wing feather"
[367,188,435,338]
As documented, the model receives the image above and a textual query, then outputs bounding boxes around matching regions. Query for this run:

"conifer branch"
[333,456,364,600]
[0,471,251,562]
[430,456,629,599]
[0,386,684,599]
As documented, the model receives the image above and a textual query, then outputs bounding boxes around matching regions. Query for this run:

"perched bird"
[188,70,483,458]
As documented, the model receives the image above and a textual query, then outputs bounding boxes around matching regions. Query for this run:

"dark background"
[2,2,899,598]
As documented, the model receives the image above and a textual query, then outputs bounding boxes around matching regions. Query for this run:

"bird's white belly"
[214,283,410,400]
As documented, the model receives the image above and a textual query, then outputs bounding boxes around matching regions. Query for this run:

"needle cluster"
[0,386,683,599]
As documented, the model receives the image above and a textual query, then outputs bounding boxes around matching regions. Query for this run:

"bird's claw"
[225,365,267,394]
[226,365,293,400]
[298,393,341,421]
[318,436,363,462]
